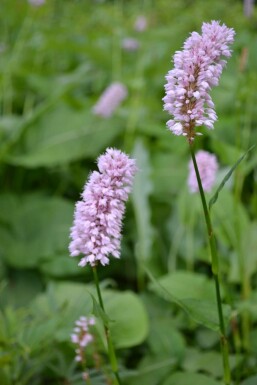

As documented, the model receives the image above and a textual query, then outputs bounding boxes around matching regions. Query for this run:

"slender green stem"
[234,169,250,351]
[189,142,231,385]
[92,266,122,385]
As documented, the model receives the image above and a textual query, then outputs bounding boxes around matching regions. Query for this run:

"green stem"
[92,266,122,385]
[234,169,250,351]
[189,142,231,385]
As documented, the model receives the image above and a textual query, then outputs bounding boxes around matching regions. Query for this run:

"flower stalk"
[189,142,231,385]
[92,266,122,385]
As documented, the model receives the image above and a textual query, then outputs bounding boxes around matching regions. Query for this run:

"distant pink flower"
[69,148,137,267]
[188,150,218,193]
[122,38,140,51]
[134,16,147,32]
[163,21,235,141]
[244,0,254,18]
[92,82,128,118]
[28,0,45,6]
[71,316,95,362]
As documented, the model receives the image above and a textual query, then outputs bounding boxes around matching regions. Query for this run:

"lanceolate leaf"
[147,269,231,332]
[209,145,255,210]
[90,293,111,327]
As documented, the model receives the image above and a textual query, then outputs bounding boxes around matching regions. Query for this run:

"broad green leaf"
[162,371,223,385]
[105,290,149,348]
[156,271,216,301]
[148,317,185,360]
[182,348,223,377]
[125,356,175,385]
[7,102,122,167]
[0,194,73,268]
[137,292,186,380]
[40,255,82,277]
[182,347,241,378]
[0,65,91,163]
[240,375,257,385]
[0,270,43,307]
[209,145,255,209]
[32,282,149,348]
[149,270,231,331]
[181,299,230,331]
[0,368,12,385]
[236,291,257,321]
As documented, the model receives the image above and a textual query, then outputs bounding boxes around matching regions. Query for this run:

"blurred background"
[0,1,257,384]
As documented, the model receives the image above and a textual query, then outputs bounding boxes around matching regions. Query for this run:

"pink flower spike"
[92,82,128,118]
[163,21,235,141]
[188,150,218,193]
[134,15,147,32]
[28,0,45,6]
[69,148,137,267]
[71,316,95,363]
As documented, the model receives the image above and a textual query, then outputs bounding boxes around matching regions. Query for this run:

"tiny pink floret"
[69,148,137,267]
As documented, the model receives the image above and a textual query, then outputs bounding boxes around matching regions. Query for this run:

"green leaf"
[0,65,91,163]
[152,152,188,200]
[181,299,230,331]
[0,270,43,307]
[182,348,223,377]
[0,194,73,268]
[32,282,149,348]
[40,255,83,277]
[182,347,241,378]
[209,145,255,210]
[90,293,110,327]
[162,371,223,385]
[148,270,231,331]
[105,291,149,348]
[240,376,257,385]
[7,102,122,167]
[0,368,12,385]
[125,356,176,385]
[132,139,154,263]
[154,271,216,301]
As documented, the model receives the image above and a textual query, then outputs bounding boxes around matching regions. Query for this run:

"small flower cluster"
[122,37,140,51]
[71,316,95,362]
[134,15,147,32]
[92,82,128,118]
[163,21,235,141]
[188,150,218,193]
[69,148,136,267]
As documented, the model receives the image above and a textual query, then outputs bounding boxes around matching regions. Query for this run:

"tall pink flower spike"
[163,21,235,142]
[69,148,137,267]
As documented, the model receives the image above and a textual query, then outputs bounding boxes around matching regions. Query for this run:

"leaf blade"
[209,145,255,210]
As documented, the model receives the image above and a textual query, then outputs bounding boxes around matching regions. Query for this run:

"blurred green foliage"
[0,0,257,384]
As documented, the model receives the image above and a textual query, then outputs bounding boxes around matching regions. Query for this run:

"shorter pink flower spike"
[92,82,128,118]
[188,150,218,193]
[69,148,137,267]
[122,38,140,52]
[71,316,95,362]
[28,0,45,6]
[134,15,147,32]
